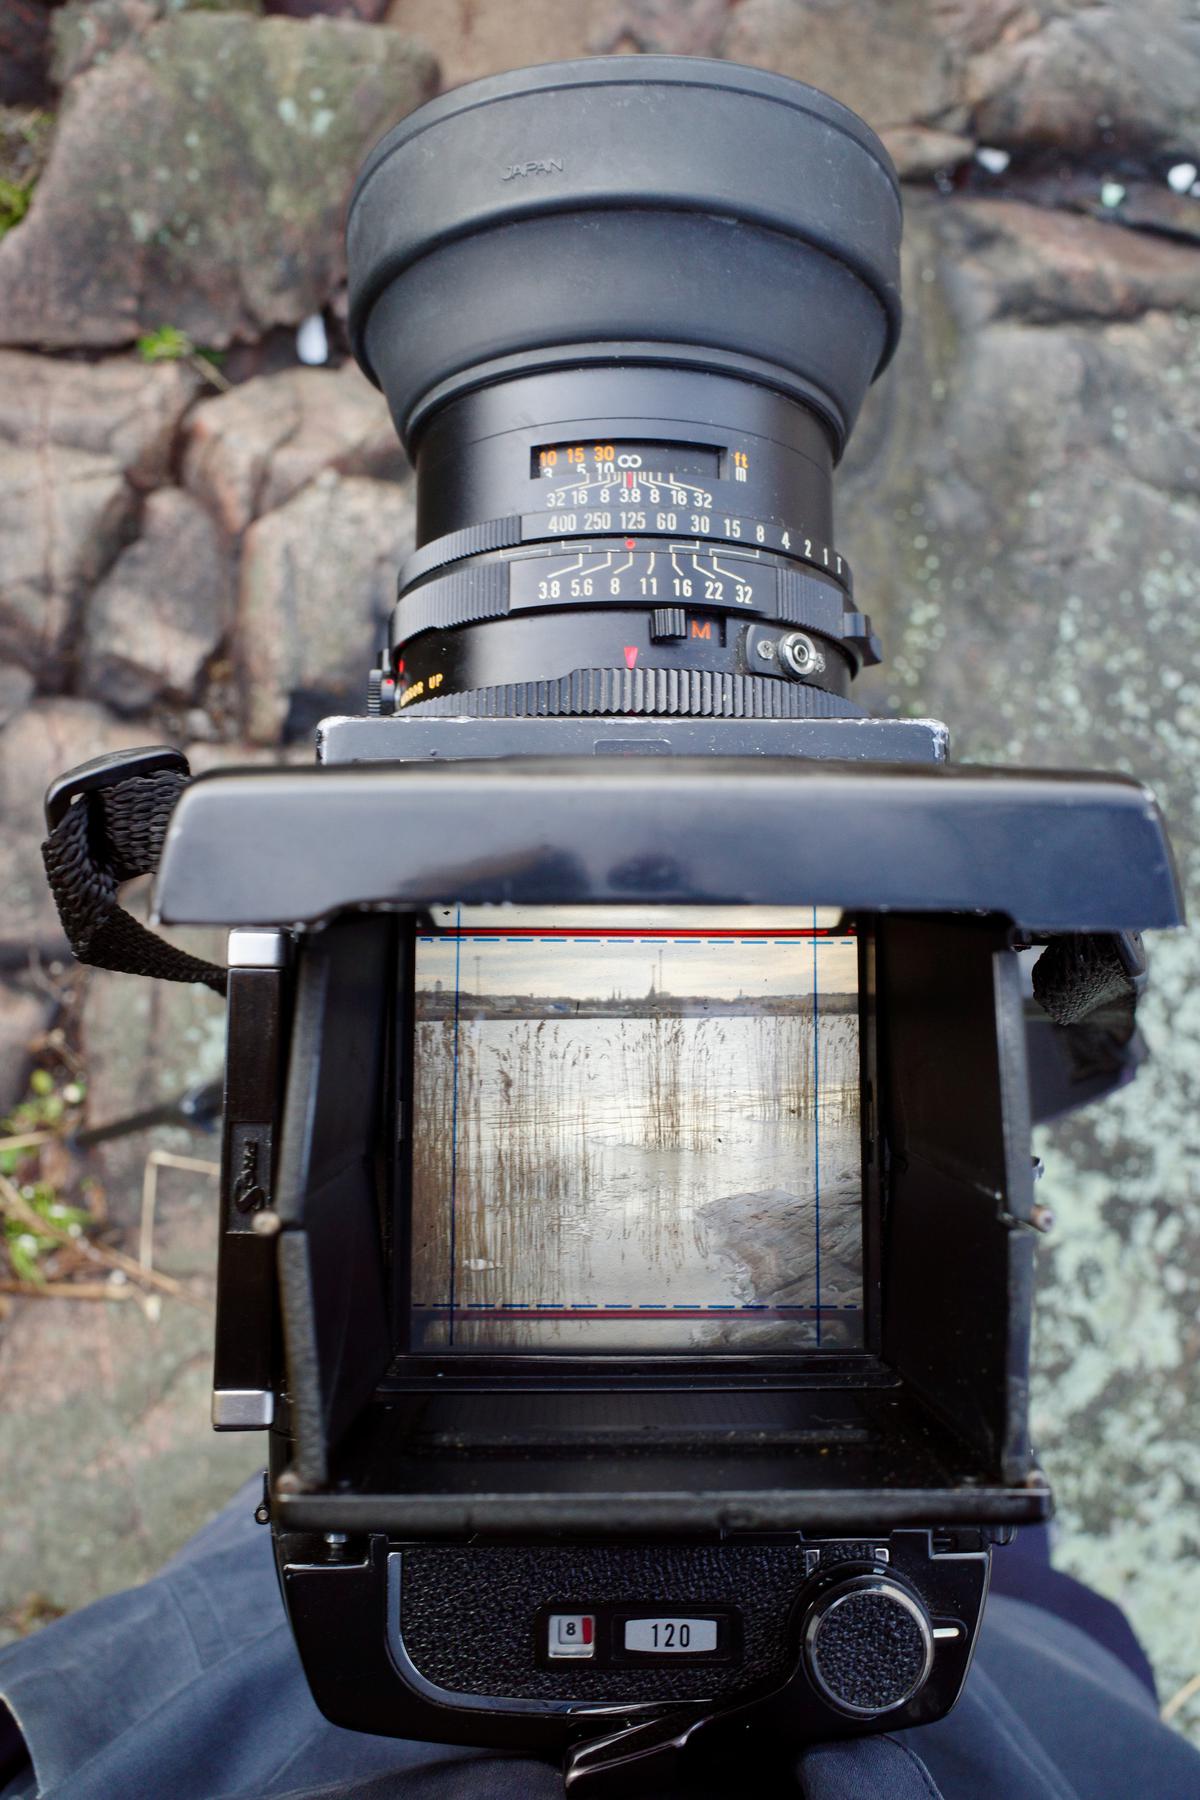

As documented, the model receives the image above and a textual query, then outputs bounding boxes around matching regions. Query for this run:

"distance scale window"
[531,439,741,530]
[533,441,724,485]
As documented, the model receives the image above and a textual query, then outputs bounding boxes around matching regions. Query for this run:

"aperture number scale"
[509,544,771,614]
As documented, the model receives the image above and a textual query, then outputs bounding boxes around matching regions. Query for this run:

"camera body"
[41,56,1180,1781]
[211,711,1005,1753]
[168,706,1176,1762]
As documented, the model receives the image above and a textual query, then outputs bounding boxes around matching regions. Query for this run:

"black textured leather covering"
[808,1590,928,1713]
[399,1543,837,1702]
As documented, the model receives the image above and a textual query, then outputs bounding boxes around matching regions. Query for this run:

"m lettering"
[690,620,712,639]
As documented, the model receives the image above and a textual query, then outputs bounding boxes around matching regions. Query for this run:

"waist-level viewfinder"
[130,56,1181,1786]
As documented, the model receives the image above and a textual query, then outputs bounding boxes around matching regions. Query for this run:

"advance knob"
[801,1575,935,1719]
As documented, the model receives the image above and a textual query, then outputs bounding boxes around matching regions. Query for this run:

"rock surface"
[238,471,415,740]
[79,957,228,1220]
[82,488,233,713]
[0,1258,262,1635]
[0,13,437,348]
[50,0,268,86]
[0,351,199,486]
[182,362,401,534]
[383,0,730,73]
[697,1177,862,1350]
[268,0,388,18]
[0,0,54,106]
[941,200,1200,328]
[0,666,35,731]
[0,977,56,1116]
[965,0,1200,158]
[0,443,134,681]
[837,190,1200,1722]
[52,0,163,86]
[722,0,964,133]
[398,0,1200,164]
[0,700,151,957]
[879,124,974,180]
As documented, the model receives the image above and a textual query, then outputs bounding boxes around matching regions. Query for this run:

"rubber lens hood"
[346,57,902,456]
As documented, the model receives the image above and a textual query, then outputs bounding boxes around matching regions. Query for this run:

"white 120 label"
[624,1617,718,1654]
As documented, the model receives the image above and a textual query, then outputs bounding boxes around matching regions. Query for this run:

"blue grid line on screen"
[447,903,463,1348]
[812,902,822,1346]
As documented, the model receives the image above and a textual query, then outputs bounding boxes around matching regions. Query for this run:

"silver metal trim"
[227,928,288,969]
[384,1552,673,1717]
[211,1388,274,1429]
[803,1577,934,1719]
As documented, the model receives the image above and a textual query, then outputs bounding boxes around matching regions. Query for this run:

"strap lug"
[44,745,190,834]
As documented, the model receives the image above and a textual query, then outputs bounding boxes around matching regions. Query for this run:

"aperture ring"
[402,517,523,588]
[396,667,864,719]
[393,548,880,672]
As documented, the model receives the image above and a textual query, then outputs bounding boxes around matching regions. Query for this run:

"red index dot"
[624,538,636,549]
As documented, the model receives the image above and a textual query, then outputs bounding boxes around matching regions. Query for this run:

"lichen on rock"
[0,12,437,348]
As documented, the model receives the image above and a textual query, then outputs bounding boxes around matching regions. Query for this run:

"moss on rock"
[0,12,437,348]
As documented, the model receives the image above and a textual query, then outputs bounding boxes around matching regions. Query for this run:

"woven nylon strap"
[1032,932,1141,1028]
[41,769,227,995]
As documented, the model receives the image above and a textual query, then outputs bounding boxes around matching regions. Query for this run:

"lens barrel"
[346,59,902,720]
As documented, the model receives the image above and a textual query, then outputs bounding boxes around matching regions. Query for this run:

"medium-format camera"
[42,58,1181,1792]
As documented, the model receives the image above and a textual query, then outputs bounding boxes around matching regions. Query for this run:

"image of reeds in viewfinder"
[408,907,863,1354]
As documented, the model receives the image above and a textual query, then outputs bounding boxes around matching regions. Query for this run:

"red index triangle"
[623,646,639,669]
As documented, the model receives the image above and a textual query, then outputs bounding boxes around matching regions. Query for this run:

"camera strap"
[40,746,227,996]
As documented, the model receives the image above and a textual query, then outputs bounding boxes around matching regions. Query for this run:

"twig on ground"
[140,1149,220,1277]
[0,1169,188,1301]
[0,1279,132,1301]
[1162,1669,1200,1725]
[189,351,231,392]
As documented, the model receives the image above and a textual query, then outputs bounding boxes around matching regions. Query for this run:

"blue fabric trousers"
[1,1480,1197,1799]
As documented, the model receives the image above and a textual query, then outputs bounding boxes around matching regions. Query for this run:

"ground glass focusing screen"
[410,907,863,1355]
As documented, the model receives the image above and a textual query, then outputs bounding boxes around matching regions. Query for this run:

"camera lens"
[346,58,901,718]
